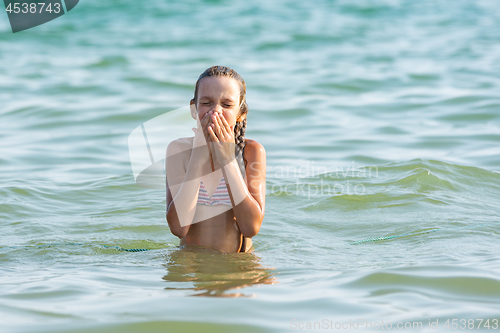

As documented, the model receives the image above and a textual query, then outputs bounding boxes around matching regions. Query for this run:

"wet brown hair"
[191,65,248,177]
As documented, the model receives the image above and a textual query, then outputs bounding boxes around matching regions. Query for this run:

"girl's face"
[193,76,244,126]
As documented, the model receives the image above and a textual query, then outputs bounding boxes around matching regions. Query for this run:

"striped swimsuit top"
[197,177,232,206]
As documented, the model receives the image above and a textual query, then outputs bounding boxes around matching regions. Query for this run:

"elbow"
[172,228,189,239]
[171,226,189,239]
[240,214,264,238]
[242,227,259,238]
[170,229,187,238]
[166,212,189,238]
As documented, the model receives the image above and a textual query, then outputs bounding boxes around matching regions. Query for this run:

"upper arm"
[244,140,266,214]
[165,139,189,211]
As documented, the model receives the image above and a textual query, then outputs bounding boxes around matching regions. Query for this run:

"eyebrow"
[199,96,236,103]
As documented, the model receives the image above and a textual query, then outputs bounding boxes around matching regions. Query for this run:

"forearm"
[222,159,264,237]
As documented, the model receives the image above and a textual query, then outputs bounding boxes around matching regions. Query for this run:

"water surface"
[1,0,500,332]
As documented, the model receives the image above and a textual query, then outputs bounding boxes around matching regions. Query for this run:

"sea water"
[1,0,500,332]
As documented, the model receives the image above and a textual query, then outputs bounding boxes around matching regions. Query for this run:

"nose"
[212,104,223,114]
[214,104,222,113]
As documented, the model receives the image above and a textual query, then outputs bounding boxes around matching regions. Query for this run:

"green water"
[1,0,500,332]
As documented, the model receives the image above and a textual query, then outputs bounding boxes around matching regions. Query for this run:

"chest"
[200,169,225,199]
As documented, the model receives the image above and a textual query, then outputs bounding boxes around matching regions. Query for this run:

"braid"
[234,118,247,178]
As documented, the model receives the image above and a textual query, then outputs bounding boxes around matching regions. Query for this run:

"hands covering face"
[192,109,238,166]
[206,111,236,166]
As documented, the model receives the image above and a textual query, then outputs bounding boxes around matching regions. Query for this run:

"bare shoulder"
[243,139,266,160]
[166,137,194,156]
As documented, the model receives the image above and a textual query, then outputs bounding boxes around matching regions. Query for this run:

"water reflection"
[162,246,278,297]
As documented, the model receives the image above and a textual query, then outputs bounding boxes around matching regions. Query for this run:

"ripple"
[343,268,500,300]
[2,0,500,330]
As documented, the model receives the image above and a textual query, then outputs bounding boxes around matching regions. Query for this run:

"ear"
[190,99,197,120]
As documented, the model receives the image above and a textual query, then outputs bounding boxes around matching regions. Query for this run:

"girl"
[165,66,266,253]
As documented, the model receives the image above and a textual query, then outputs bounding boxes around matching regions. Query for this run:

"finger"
[204,125,213,143]
[202,113,214,138]
[205,117,214,131]
[203,118,215,141]
[222,118,235,141]
[201,112,211,130]
[202,116,211,133]
[209,122,219,139]
[214,117,225,140]
[215,114,228,139]
[208,126,221,147]
[219,114,231,132]
[208,123,216,138]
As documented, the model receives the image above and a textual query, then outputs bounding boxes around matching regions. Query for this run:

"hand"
[207,112,236,166]
[191,111,211,164]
